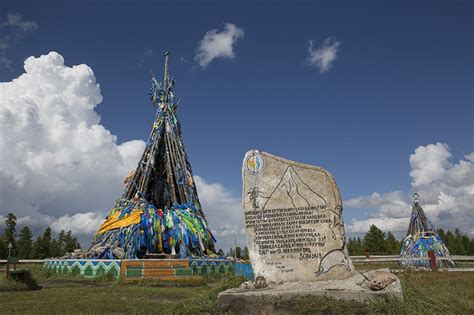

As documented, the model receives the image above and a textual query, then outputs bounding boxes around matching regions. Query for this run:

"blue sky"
[0,1,473,247]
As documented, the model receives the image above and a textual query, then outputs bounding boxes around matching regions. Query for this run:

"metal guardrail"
[390,268,474,273]
[351,255,474,263]
[0,259,45,264]
[1,256,473,264]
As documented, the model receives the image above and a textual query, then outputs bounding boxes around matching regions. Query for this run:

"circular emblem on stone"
[245,152,265,174]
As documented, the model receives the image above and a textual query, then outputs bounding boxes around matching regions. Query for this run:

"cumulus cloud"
[0,51,145,238]
[346,191,411,219]
[0,12,37,69]
[409,143,453,187]
[195,23,244,68]
[346,143,474,236]
[50,213,105,236]
[307,37,341,73]
[194,176,246,251]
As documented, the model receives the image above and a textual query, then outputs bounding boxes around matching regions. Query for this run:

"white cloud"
[307,37,341,73]
[1,13,38,32]
[50,212,104,236]
[350,217,408,235]
[144,49,153,57]
[194,176,246,251]
[409,143,452,187]
[195,23,244,68]
[0,13,37,69]
[0,51,145,238]
[0,56,12,69]
[346,143,474,236]
[10,212,103,238]
[346,191,411,219]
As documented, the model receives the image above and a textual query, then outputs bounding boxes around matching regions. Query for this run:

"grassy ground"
[0,265,243,314]
[353,261,474,270]
[0,264,473,314]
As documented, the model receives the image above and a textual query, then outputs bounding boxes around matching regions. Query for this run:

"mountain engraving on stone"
[262,166,328,210]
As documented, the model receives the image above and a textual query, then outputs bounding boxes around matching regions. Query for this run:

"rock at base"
[218,269,403,315]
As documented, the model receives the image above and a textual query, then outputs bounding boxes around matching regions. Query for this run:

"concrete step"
[123,259,189,268]
[124,275,203,283]
[143,268,175,276]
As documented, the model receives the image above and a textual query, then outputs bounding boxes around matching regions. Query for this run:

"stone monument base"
[218,269,403,315]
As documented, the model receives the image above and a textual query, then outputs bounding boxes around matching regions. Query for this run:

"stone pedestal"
[218,269,403,315]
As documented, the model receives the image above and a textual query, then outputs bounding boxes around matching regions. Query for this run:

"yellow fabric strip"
[97,210,143,234]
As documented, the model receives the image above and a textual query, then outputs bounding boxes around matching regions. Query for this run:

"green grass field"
[0,264,473,314]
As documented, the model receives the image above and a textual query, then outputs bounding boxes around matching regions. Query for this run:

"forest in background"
[0,213,80,259]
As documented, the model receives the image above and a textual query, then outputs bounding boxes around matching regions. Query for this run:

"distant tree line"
[437,228,474,255]
[0,213,81,259]
[347,224,474,256]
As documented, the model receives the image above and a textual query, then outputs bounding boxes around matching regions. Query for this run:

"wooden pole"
[163,122,178,203]
[140,132,161,198]
[163,51,169,104]
[170,136,188,202]
[166,134,182,203]
[428,250,437,270]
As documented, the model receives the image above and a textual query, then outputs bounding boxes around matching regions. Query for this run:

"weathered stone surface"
[217,269,403,315]
[240,275,268,290]
[242,150,353,282]
[365,270,397,291]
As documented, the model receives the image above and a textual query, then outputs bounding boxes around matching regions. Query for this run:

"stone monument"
[243,150,352,282]
[218,150,402,313]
